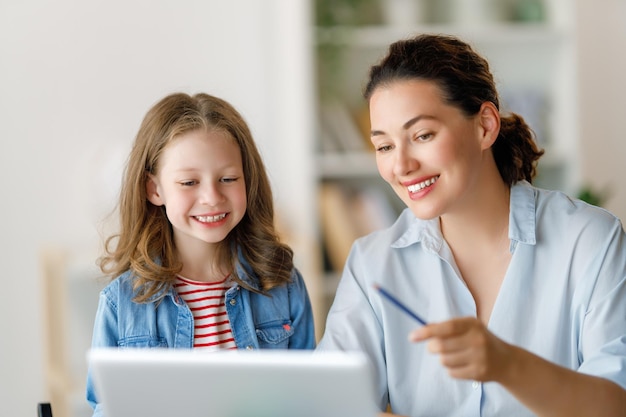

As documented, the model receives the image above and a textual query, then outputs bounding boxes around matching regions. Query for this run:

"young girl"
[318,34,626,416]
[86,92,315,415]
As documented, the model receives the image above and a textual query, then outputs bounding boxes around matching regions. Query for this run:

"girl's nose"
[200,183,225,205]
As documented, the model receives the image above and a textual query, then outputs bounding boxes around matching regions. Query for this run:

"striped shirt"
[174,275,237,351]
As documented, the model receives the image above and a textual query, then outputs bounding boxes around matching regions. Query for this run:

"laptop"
[88,348,379,417]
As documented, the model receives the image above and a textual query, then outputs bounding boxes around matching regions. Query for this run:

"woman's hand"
[408,316,513,382]
[409,316,626,416]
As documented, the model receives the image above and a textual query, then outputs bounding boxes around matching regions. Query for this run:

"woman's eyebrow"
[370,114,436,137]
[403,114,436,130]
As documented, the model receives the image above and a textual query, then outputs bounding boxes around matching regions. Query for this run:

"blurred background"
[1,0,624,416]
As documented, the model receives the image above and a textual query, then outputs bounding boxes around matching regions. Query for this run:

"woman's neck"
[440,175,512,324]
[440,176,511,252]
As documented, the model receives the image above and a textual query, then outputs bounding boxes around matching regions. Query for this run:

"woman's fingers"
[409,317,510,381]
[409,316,476,342]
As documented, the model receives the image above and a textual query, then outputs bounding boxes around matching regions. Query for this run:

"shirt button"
[246,345,253,350]
[472,381,480,389]
[229,299,236,306]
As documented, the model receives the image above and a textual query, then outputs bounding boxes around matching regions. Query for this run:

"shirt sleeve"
[578,218,626,390]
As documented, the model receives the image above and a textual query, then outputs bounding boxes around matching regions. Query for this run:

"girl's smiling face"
[369,79,494,220]
[146,128,247,252]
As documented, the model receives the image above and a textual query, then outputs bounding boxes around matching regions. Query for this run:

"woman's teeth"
[408,176,439,193]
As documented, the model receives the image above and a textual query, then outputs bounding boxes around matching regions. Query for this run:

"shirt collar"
[391,214,442,252]
[508,180,537,245]
[391,180,537,251]
[234,258,262,291]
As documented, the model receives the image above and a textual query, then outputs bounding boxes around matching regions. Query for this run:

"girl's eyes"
[376,144,393,153]
[179,177,239,186]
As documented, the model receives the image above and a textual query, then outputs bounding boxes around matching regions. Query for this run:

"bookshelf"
[313,0,579,314]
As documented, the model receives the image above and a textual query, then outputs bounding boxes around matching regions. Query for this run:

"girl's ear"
[146,174,164,206]
[478,101,501,150]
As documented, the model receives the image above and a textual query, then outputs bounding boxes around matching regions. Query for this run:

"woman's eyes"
[180,180,198,186]
[375,132,433,152]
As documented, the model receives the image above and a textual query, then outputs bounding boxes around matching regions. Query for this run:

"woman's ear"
[146,173,164,206]
[478,101,501,150]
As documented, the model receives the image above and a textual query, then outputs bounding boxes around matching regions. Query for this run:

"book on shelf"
[318,183,356,272]
[350,186,397,237]
[318,182,397,272]
[318,120,342,153]
[318,99,371,153]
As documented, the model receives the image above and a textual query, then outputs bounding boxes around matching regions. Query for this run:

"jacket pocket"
[118,335,168,348]
[255,320,294,348]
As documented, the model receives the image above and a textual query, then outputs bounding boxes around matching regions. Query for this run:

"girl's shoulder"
[286,267,307,289]
[101,270,140,298]
[101,269,174,308]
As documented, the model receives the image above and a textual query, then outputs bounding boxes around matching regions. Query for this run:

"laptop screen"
[88,348,379,417]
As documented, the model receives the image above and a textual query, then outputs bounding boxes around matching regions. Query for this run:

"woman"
[317,34,626,416]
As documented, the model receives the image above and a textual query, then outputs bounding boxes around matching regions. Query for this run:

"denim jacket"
[86,256,315,416]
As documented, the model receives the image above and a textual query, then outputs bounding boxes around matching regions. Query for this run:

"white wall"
[576,0,626,220]
[0,1,317,416]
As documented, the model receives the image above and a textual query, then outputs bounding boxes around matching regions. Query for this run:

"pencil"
[373,283,427,326]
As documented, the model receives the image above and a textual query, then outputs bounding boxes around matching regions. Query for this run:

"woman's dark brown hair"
[99,92,294,302]
[364,34,544,186]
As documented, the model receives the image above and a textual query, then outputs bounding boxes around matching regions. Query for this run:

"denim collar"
[142,248,262,303]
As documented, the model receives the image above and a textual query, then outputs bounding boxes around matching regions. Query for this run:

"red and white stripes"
[175,276,237,351]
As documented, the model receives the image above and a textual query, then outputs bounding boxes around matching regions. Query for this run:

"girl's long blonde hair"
[99,92,294,302]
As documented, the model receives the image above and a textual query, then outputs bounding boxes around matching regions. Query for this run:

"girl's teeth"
[408,176,439,193]
[195,213,226,222]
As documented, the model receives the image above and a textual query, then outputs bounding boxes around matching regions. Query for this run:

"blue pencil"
[373,283,427,326]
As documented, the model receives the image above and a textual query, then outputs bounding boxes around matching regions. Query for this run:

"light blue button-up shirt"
[318,181,626,416]
[86,254,315,417]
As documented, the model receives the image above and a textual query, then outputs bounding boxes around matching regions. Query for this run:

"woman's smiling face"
[369,79,488,220]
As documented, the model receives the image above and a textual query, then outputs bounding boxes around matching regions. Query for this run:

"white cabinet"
[313,0,579,312]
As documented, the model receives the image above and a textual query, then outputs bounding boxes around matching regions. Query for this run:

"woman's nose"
[393,146,419,177]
